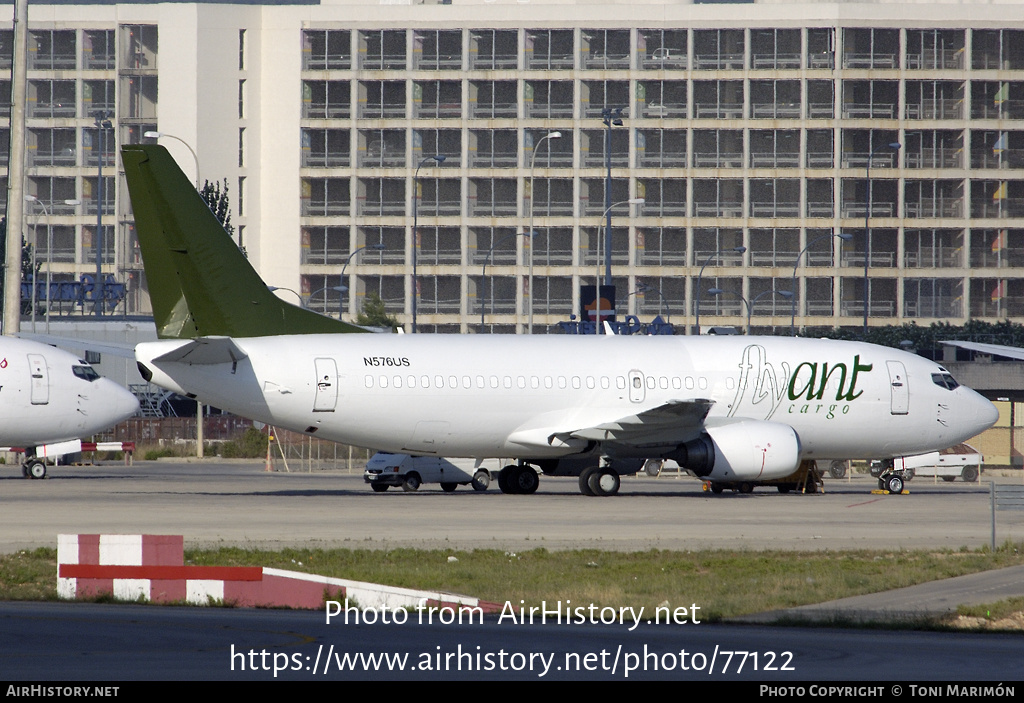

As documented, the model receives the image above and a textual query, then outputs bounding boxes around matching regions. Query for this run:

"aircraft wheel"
[710,482,725,494]
[886,475,904,494]
[471,470,490,492]
[942,476,956,483]
[643,459,663,477]
[498,465,517,494]
[878,478,887,491]
[27,461,46,480]
[578,466,599,496]
[402,472,421,492]
[962,466,979,482]
[371,483,389,493]
[588,468,620,497]
[21,465,30,478]
[828,460,848,479]
[737,482,754,494]
[510,466,539,494]
[440,482,458,493]
[778,484,792,494]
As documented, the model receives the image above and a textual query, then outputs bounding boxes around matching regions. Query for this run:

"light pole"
[480,231,534,333]
[601,108,624,286]
[93,113,112,317]
[23,195,49,333]
[635,281,670,323]
[863,139,901,333]
[593,198,643,333]
[267,286,304,306]
[307,285,347,314]
[527,130,561,334]
[694,246,746,335]
[340,243,386,320]
[789,232,853,336]
[710,288,792,335]
[144,131,200,188]
[412,154,445,333]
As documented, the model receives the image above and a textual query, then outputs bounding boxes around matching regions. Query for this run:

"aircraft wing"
[548,398,715,446]
[151,336,249,365]
[941,340,1024,361]
[18,333,138,359]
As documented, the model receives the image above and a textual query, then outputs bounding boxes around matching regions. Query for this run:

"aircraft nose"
[107,381,141,422]
[965,389,999,437]
[977,393,1000,432]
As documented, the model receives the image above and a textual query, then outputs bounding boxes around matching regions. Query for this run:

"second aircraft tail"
[121,144,366,339]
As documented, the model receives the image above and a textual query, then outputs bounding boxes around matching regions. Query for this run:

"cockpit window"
[931,373,959,391]
[72,365,100,382]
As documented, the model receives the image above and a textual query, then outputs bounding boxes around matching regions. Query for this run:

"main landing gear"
[497,464,539,494]
[578,465,621,497]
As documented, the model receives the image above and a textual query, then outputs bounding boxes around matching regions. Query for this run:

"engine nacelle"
[665,420,801,481]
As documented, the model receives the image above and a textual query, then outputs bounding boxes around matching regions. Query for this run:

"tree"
[199,179,234,238]
[356,292,399,331]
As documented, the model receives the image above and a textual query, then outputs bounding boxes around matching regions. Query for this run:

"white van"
[894,443,983,482]
[363,452,494,492]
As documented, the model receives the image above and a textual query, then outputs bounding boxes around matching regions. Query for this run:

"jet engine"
[665,420,801,481]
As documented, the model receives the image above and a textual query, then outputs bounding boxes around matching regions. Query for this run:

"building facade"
[6,0,1024,333]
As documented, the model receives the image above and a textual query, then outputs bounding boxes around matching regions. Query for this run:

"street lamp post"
[93,113,112,317]
[480,231,534,333]
[710,288,792,335]
[789,232,853,336]
[601,108,624,286]
[593,198,643,333]
[863,139,901,333]
[527,130,561,334]
[144,131,201,188]
[635,281,670,323]
[694,246,746,335]
[340,243,386,320]
[412,155,445,333]
[23,195,49,333]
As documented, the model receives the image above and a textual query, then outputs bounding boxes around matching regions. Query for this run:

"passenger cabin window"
[72,365,99,382]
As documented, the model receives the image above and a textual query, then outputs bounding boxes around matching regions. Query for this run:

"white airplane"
[0,336,139,478]
[123,144,999,496]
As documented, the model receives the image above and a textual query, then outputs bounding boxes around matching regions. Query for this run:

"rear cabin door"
[313,358,338,412]
[28,354,49,405]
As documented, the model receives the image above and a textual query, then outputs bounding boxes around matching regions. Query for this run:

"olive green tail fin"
[121,144,366,338]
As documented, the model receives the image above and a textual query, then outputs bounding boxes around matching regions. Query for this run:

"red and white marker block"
[57,534,501,612]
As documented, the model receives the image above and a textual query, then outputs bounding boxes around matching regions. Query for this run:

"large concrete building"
[6,0,1024,333]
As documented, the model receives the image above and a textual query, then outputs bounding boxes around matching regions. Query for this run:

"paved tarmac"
[4,460,1024,626]
[2,460,1023,554]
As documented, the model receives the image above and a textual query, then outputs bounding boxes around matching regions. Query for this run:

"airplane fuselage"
[137,334,997,467]
[0,337,140,449]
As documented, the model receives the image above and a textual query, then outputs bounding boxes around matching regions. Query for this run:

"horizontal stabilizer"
[151,337,248,365]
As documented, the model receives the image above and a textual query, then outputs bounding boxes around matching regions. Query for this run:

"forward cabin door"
[886,360,909,415]
[313,358,339,412]
[28,354,48,405]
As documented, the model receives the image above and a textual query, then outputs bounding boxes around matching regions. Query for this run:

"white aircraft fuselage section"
[137,334,997,464]
[0,337,140,447]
